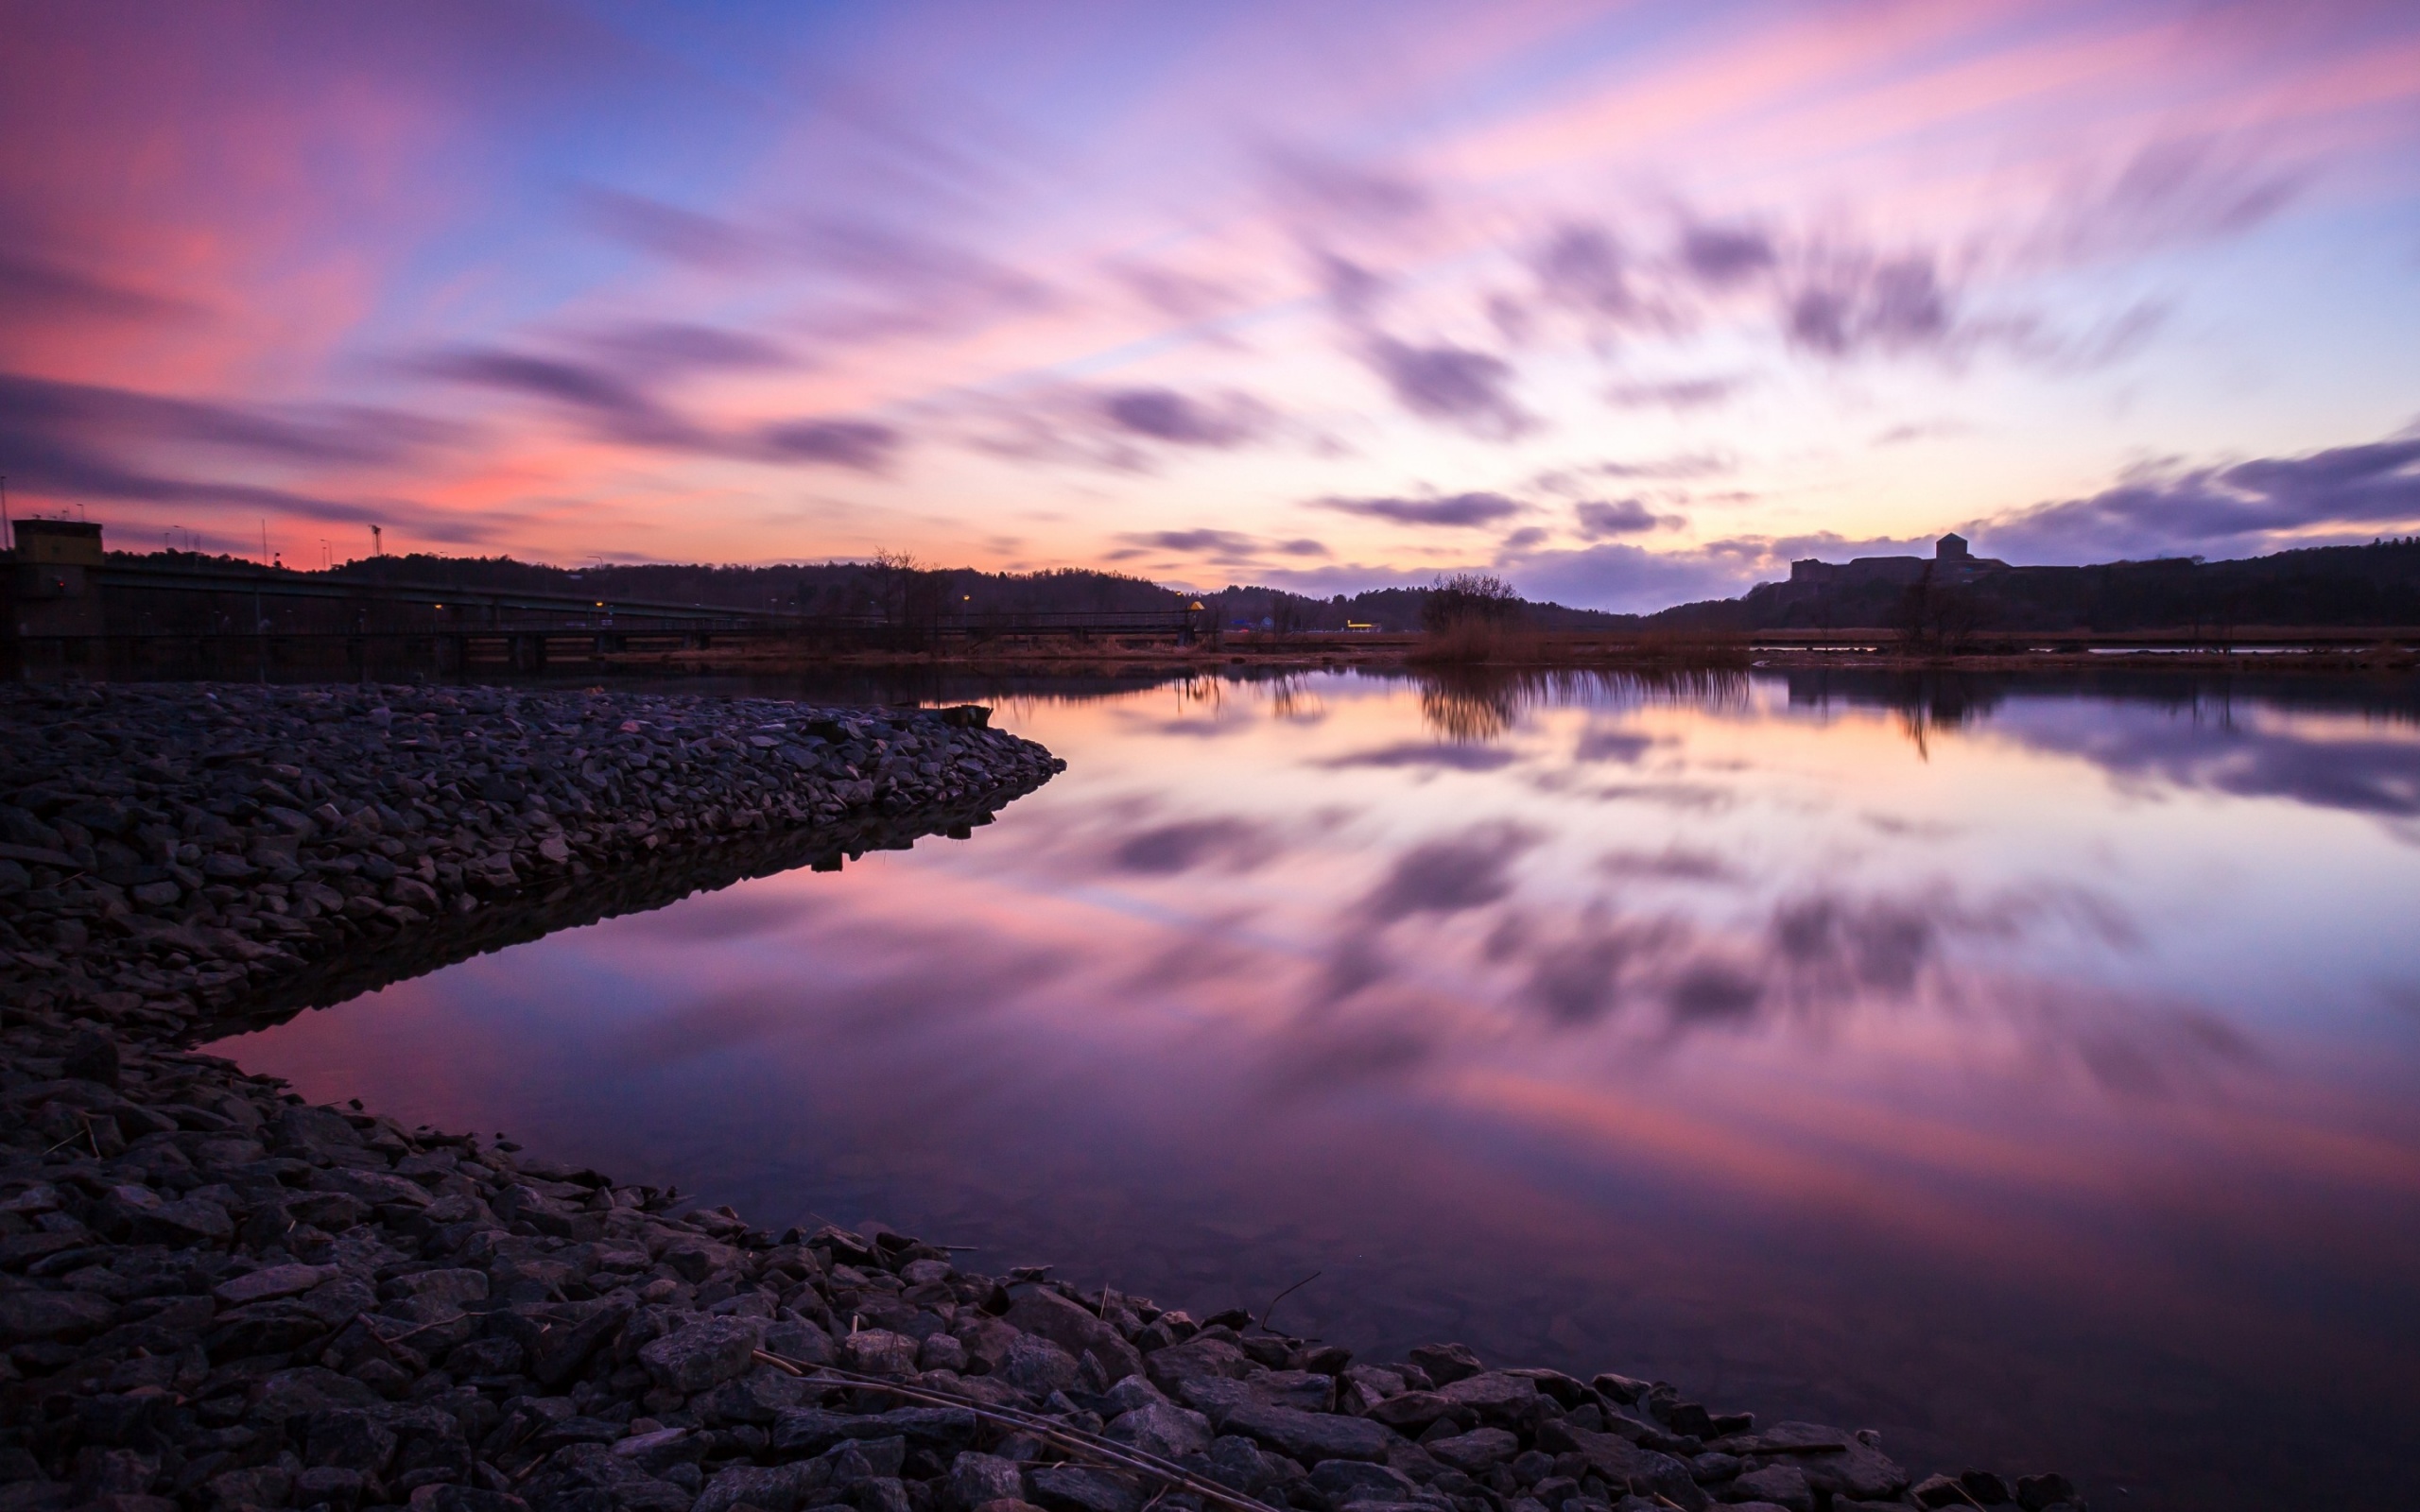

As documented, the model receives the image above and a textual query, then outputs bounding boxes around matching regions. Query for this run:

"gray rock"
[383,1268,489,1308]
[1104,1400,1213,1460]
[214,1263,336,1306]
[1364,1391,1461,1434]
[637,1314,765,1393]
[1425,1428,1520,1473]
[1408,1344,1484,1385]
[1535,1420,1708,1512]
[1004,1287,1146,1384]
[1221,1400,1395,1464]
[1027,1466,1147,1512]
[841,1327,921,1378]
[1435,1371,1540,1425]
[0,1288,117,1344]
[764,1317,838,1366]
[694,1460,831,1512]
[1309,1460,1423,1505]
[945,1452,1027,1512]
[999,1333,1083,1397]
[1727,1465,1812,1512]
[1142,1333,1252,1395]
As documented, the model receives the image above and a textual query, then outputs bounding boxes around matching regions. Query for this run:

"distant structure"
[6,518,109,650]
[1788,531,2006,588]
[1773,531,2009,610]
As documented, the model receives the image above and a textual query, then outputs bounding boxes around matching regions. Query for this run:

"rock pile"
[0,683,2084,1512]
[0,682,1061,1039]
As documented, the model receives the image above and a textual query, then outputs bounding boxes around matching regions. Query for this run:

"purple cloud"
[1679,223,1774,286]
[423,347,897,472]
[1099,387,1265,447]
[580,187,762,271]
[1575,498,1663,538]
[1265,146,1429,227]
[1359,337,1530,438]
[1116,528,1329,560]
[1533,224,1640,319]
[0,373,498,543]
[592,322,792,375]
[754,420,899,472]
[1319,491,1527,528]
[1978,434,2420,562]
[0,250,202,325]
[1787,252,1954,356]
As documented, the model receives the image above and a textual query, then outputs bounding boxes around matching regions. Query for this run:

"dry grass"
[1409,622,1754,668]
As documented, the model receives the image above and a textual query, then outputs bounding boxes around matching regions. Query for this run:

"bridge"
[3,524,1200,680]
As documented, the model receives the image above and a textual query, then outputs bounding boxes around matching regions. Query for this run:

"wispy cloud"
[1318,491,1529,528]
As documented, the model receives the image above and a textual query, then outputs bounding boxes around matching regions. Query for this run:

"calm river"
[216,668,2420,1510]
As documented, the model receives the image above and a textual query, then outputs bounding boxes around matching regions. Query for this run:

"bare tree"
[1422,571,1522,633]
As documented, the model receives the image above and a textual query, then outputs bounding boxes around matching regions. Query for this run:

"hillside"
[1650,538,2420,634]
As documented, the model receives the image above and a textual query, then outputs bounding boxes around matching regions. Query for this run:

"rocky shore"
[2,683,2083,1512]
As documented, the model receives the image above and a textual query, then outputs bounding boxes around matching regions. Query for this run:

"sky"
[3,0,2419,611]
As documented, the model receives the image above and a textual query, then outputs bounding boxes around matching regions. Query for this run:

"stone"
[406,1488,529,1512]
[1309,1460,1422,1505]
[841,1327,922,1378]
[1220,1400,1395,1464]
[2015,1472,2078,1510]
[998,1333,1082,1397]
[1141,1333,1252,1395]
[1533,1420,1707,1512]
[638,1314,765,1393]
[1105,1400,1213,1460]
[0,1288,118,1345]
[292,1467,366,1512]
[919,1331,968,1373]
[1003,1287,1146,1384]
[946,1452,1027,1512]
[1436,1371,1541,1425]
[205,1468,293,1510]
[1728,1465,1812,1512]
[764,1318,838,1366]
[694,1460,831,1512]
[214,1264,336,1306]
[383,1268,489,1308]
[1425,1428,1520,1473]
[1408,1343,1485,1385]
[63,1030,122,1086]
[1027,1466,1146,1512]
[1364,1392,1461,1434]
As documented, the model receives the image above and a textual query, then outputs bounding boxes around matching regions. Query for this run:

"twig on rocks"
[752,1352,1278,1512]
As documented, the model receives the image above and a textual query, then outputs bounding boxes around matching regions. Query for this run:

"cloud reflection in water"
[222,668,2420,1510]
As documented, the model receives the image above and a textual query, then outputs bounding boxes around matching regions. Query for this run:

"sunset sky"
[4,1,2418,610]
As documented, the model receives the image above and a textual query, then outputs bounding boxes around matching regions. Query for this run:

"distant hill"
[311,553,1633,633]
[1649,537,2420,634]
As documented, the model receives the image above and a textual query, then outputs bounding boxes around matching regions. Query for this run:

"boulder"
[1004,1288,1145,1384]
[1221,1401,1395,1465]
[1425,1428,1520,1473]
[1105,1400,1213,1460]
[638,1314,764,1393]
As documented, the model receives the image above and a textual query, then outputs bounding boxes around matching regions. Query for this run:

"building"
[6,519,109,671]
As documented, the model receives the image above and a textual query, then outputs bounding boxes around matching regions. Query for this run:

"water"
[214,668,2420,1509]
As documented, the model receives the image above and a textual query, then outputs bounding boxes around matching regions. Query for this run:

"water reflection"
[218,669,2420,1510]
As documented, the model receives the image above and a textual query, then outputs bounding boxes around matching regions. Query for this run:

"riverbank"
[2,684,2083,1512]
[579,636,2416,679]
